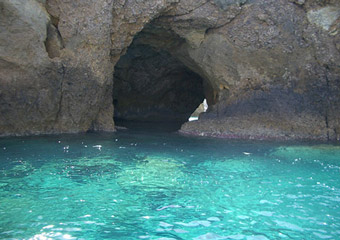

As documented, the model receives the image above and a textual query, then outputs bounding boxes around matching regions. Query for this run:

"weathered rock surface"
[1,0,116,135]
[0,0,339,140]
[0,0,61,135]
[178,0,340,140]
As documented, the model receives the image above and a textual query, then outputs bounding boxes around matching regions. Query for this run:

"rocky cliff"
[0,0,339,140]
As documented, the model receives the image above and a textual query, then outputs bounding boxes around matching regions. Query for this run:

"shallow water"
[0,131,340,240]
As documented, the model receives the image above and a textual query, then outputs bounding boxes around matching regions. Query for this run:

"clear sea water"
[0,130,340,240]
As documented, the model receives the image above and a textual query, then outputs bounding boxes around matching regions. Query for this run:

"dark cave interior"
[112,28,206,131]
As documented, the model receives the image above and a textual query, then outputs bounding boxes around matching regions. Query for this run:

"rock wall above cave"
[0,0,339,140]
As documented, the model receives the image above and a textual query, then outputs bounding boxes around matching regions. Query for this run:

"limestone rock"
[289,0,305,6]
[177,0,340,140]
[307,6,340,31]
[0,0,61,136]
[0,0,339,140]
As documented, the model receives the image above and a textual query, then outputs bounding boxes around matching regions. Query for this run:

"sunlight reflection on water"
[0,132,340,239]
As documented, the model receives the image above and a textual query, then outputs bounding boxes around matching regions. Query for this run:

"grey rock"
[307,6,340,31]
[213,0,248,10]
[289,0,305,6]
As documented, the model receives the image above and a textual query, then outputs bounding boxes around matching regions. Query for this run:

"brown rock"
[0,0,339,141]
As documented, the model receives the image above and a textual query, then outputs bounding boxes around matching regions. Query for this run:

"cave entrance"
[113,28,206,131]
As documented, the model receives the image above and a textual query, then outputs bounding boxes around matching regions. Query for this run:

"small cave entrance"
[112,29,207,131]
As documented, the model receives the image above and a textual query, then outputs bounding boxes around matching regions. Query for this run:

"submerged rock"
[116,155,184,190]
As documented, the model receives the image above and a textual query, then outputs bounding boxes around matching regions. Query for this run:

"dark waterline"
[0,130,340,239]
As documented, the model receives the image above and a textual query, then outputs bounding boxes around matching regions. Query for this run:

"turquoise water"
[0,131,340,240]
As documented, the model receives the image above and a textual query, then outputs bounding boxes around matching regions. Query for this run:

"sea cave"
[1,0,340,239]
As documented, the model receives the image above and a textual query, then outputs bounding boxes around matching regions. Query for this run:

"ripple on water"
[0,133,339,239]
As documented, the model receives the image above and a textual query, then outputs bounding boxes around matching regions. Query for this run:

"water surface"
[0,131,340,239]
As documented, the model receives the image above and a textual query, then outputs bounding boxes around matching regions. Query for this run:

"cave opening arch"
[112,22,210,131]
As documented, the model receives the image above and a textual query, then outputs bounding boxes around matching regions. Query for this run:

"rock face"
[0,0,339,140]
[177,0,340,140]
[0,0,116,135]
